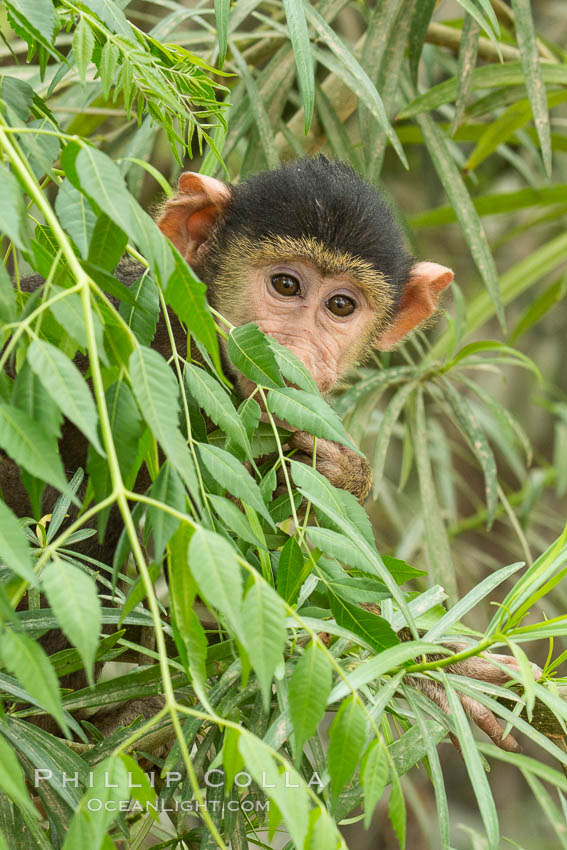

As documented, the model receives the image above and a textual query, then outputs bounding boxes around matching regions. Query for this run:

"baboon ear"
[157,172,232,265]
[374,261,454,350]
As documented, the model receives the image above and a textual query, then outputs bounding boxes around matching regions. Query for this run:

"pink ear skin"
[375,261,454,350]
[156,172,232,265]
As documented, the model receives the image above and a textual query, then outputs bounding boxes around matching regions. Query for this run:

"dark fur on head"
[202,156,414,308]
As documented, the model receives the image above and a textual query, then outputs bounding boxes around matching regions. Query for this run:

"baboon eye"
[326,294,355,317]
[271,273,300,296]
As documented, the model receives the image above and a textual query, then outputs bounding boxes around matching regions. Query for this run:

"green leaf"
[238,735,309,848]
[267,387,360,453]
[121,753,158,818]
[444,677,499,848]
[268,337,318,393]
[214,0,230,66]
[511,0,552,176]
[238,395,261,438]
[228,323,284,389]
[240,581,286,709]
[222,726,244,794]
[381,556,426,585]
[328,696,367,803]
[188,528,242,633]
[358,0,401,146]
[361,739,389,828]
[305,807,342,850]
[165,430,202,509]
[118,270,159,347]
[336,367,413,416]
[410,185,567,229]
[452,15,481,133]
[399,61,567,120]
[508,641,537,721]
[72,16,95,85]
[521,772,567,850]
[479,746,567,792]
[402,74,504,327]
[100,39,120,99]
[315,81,362,172]
[388,765,407,849]
[295,515,359,571]
[0,501,36,584]
[174,606,209,707]
[185,363,251,457]
[465,90,567,172]
[1,628,69,736]
[276,535,309,604]
[330,595,399,653]
[42,558,102,685]
[64,141,131,231]
[148,462,185,559]
[168,524,197,634]
[430,233,567,359]
[231,44,279,170]
[0,162,28,249]
[49,287,107,364]
[413,389,456,601]
[119,560,161,625]
[209,494,266,550]
[87,380,143,535]
[6,0,56,45]
[27,340,105,456]
[289,641,332,762]
[65,141,173,285]
[305,525,416,634]
[46,469,84,543]
[0,264,16,327]
[82,0,133,39]
[372,382,416,495]
[17,119,60,181]
[452,338,541,378]
[283,0,314,133]
[63,755,129,849]
[128,346,202,505]
[307,5,407,168]
[405,686,449,846]
[291,460,374,547]
[164,254,221,371]
[87,212,128,271]
[0,75,34,121]
[197,442,274,527]
[324,571,389,607]
[441,380,498,526]
[424,561,524,642]
[0,731,38,818]
[456,0,500,42]
[510,273,567,342]
[408,0,436,82]
[54,180,96,260]
[128,345,179,445]
[0,401,70,496]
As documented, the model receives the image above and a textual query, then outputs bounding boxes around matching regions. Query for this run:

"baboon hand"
[414,647,542,752]
[287,430,372,504]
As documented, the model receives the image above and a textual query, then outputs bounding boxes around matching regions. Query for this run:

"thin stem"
[406,637,494,674]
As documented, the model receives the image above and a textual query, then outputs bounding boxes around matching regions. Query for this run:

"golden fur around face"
[207,233,395,328]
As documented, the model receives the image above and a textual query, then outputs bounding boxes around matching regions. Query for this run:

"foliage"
[0,1,566,849]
